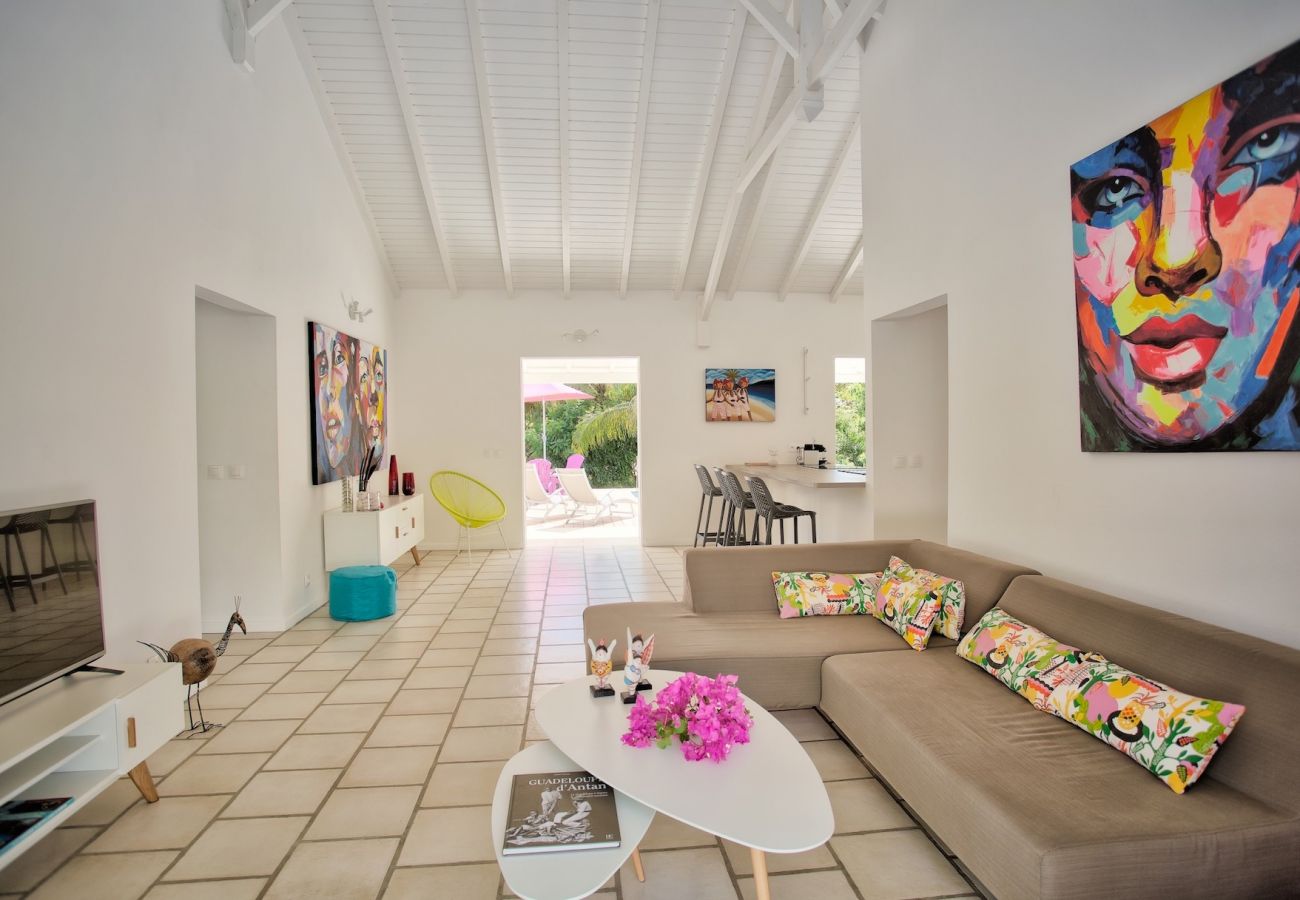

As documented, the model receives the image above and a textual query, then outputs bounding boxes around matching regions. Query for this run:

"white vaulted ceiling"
[285,0,865,299]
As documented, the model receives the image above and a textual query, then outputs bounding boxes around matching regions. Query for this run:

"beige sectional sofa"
[582,540,1300,899]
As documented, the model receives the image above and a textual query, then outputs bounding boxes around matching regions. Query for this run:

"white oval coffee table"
[492,740,655,900]
[535,670,833,900]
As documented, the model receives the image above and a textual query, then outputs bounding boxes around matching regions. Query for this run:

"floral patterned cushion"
[771,572,883,619]
[958,608,1246,794]
[873,557,943,650]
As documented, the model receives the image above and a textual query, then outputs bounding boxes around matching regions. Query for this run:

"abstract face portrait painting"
[1072,39,1300,451]
[309,322,388,484]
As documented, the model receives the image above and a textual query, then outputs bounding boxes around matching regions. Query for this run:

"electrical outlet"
[909,454,923,468]
[892,455,906,469]
[229,464,246,479]
[207,464,227,480]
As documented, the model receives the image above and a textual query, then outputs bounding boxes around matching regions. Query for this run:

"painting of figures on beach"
[309,322,388,485]
[1072,37,1300,451]
[705,368,775,422]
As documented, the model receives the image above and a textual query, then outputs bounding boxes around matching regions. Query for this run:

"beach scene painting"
[706,368,775,422]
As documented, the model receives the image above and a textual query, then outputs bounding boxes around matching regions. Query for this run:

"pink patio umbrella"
[523,383,594,460]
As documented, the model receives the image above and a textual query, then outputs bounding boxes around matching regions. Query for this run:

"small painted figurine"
[621,628,656,703]
[587,637,617,698]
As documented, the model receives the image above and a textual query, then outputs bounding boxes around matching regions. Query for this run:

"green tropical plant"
[572,400,637,454]
[835,381,866,466]
[523,383,639,488]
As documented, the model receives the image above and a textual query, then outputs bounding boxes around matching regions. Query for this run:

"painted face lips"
[1124,315,1228,388]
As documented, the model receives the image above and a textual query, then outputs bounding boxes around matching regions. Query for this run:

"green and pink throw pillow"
[771,572,883,619]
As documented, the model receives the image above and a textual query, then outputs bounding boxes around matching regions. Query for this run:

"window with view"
[834,357,866,468]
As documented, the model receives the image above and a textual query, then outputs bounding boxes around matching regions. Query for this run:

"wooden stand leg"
[409,546,421,566]
[127,761,159,803]
[630,846,646,883]
[751,847,770,900]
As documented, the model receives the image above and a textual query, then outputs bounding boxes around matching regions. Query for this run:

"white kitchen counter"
[725,464,870,542]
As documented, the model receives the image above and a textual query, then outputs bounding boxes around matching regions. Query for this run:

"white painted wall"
[871,305,948,542]
[392,291,868,547]
[195,299,282,632]
[860,0,1300,646]
[0,2,394,658]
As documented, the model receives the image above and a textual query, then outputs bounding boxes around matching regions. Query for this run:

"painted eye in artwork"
[1077,172,1150,226]
[1231,124,1300,165]
[1094,176,1145,211]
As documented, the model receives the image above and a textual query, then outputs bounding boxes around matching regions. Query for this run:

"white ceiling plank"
[807,0,882,85]
[736,0,798,59]
[284,6,400,295]
[618,0,662,299]
[558,0,571,296]
[246,0,293,37]
[465,0,516,296]
[829,235,863,303]
[672,2,746,298]
[372,0,459,295]
[733,85,800,195]
[778,113,858,299]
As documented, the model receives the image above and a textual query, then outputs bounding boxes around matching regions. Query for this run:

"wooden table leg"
[631,846,646,883]
[409,547,422,566]
[751,847,771,900]
[127,761,159,803]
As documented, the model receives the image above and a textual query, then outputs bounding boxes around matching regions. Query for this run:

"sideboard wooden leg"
[409,547,421,566]
[631,846,646,882]
[127,761,159,803]
[751,847,771,900]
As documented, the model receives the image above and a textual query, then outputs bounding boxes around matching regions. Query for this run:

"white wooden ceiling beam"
[619,0,662,298]
[734,87,801,196]
[673,3,747,298]
[372,0,458,295]
[224,0,254,71]
[283,8,399,295]
[558,0,571,297]
[808,0,883,85]
[465,0,515,296]
[829,235,864,303]
[779,114,859,299]
[725,144,785,300]
[736,0,799,59]
[246,0,293,37]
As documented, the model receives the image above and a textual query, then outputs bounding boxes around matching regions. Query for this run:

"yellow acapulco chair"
[428,471,510,558]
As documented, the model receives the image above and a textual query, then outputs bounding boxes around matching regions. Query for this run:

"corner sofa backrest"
[999,575,1300,809]
[900,540,1039,626]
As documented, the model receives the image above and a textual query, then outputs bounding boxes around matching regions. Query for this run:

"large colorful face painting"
[309,322,387,484]
[1072,39,1300,451]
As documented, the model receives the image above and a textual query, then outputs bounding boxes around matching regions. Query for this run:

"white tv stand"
[0,664,182,870]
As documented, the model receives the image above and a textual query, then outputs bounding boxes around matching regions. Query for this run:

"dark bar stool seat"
[717,469,757,546]
[746,475,817,545]
[692,465,725,547]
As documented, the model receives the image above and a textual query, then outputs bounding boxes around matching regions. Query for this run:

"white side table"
[492,741,654,900]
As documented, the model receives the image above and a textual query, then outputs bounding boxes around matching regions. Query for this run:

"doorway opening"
[521,357,640,544]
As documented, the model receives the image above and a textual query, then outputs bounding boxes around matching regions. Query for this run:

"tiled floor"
[0,544,984,900]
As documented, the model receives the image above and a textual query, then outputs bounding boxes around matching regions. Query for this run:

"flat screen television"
[0,500,105,707]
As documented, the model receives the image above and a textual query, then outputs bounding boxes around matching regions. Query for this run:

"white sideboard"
[0,664,183,870]
[323,493,425,570]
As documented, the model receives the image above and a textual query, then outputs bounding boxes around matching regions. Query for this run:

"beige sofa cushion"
[821,650,1300,900]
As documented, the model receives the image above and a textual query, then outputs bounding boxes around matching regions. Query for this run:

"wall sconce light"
[562,328,599,343]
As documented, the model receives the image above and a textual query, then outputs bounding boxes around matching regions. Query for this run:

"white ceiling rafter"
[371,0,458,296]
[673,2,748,299]
[558,0,571,298]
[223,0,292,72]
[283,7,401,296]
[726,144,786,300]
[619,0,663,299]
[808,0,883,85]
[737,0,799,59]
[465,0,514,296]
[829,235,864,303]
[779,113,860,300]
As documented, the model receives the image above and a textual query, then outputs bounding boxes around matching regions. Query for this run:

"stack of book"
[501,770,620,856]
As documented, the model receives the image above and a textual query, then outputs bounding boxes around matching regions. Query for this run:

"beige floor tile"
[453,697,528,727]
[144,879,266,900]
[418,647,480,667]
[481,637,537,655]
[145,739,203,777]
[298,702,386,733]
[831,830,970,900]
[272,630,331,646]
[221,768,340,817]
[307,785,421,840]
[327,678,403,704]
[351,658,418,679]
[532,662,584,683]
[639,814,717,851]
[342,746,438,787]
[265,732,365,770]
[65,778,143,827]
[619,847,737,900]
[245,645,314,664]
[295,650,366,670]
[382,863,499,900]
[337,619,394,634]
[404,666,471,690]
[387,687,462,715]
[773,708,838,741]
[27,850,176,900]
[472,654,535,675]
[723,840,837,875]
[319,634,380,653]
[827,779,912,833]
[429,632,486,650]
[421,759,505,807]
[157,753,269,796]
[539,629,584,645]
[0,826,97,892]
[164,817,308,881]
[437,725,522,762]
[379,626,438,642]
[366,642,427,660]
[439,619,491,634]
[535,644,585,663]
[737,869,860,900]
[269,669,348,693]
[218,662,295,684]
[463,673,531,698]
[396,614,446,629]
[87,794,227,852]
[265,837,397,900]
[193,682,268,709]
[397,806,493,865]
[196,720,297,755]
[239,691,326,720]
[805,739,870,781]
[366,713,451,747]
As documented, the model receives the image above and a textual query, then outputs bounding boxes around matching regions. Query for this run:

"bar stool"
[47,503,98,586]
[746,475,818,545]
[717,469,757,546]
[1,510,67,604]
[692,465,724,547]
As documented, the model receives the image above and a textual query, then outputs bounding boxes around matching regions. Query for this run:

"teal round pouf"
[329,565,397,621]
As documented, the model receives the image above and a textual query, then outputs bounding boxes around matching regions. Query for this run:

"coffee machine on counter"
[794,443,828,469]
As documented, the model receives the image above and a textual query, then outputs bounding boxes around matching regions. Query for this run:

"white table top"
[535,671,833,854]
[727,464,866,489]
[492,741,654,900]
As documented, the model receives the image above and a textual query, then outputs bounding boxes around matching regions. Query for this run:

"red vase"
[402,472,415,496]
[388,455,399,496]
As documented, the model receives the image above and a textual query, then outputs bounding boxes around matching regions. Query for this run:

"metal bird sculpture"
[141,597,247,732]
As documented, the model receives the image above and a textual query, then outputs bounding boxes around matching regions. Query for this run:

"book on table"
[0,797,74,853]
[502,770,621,856]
